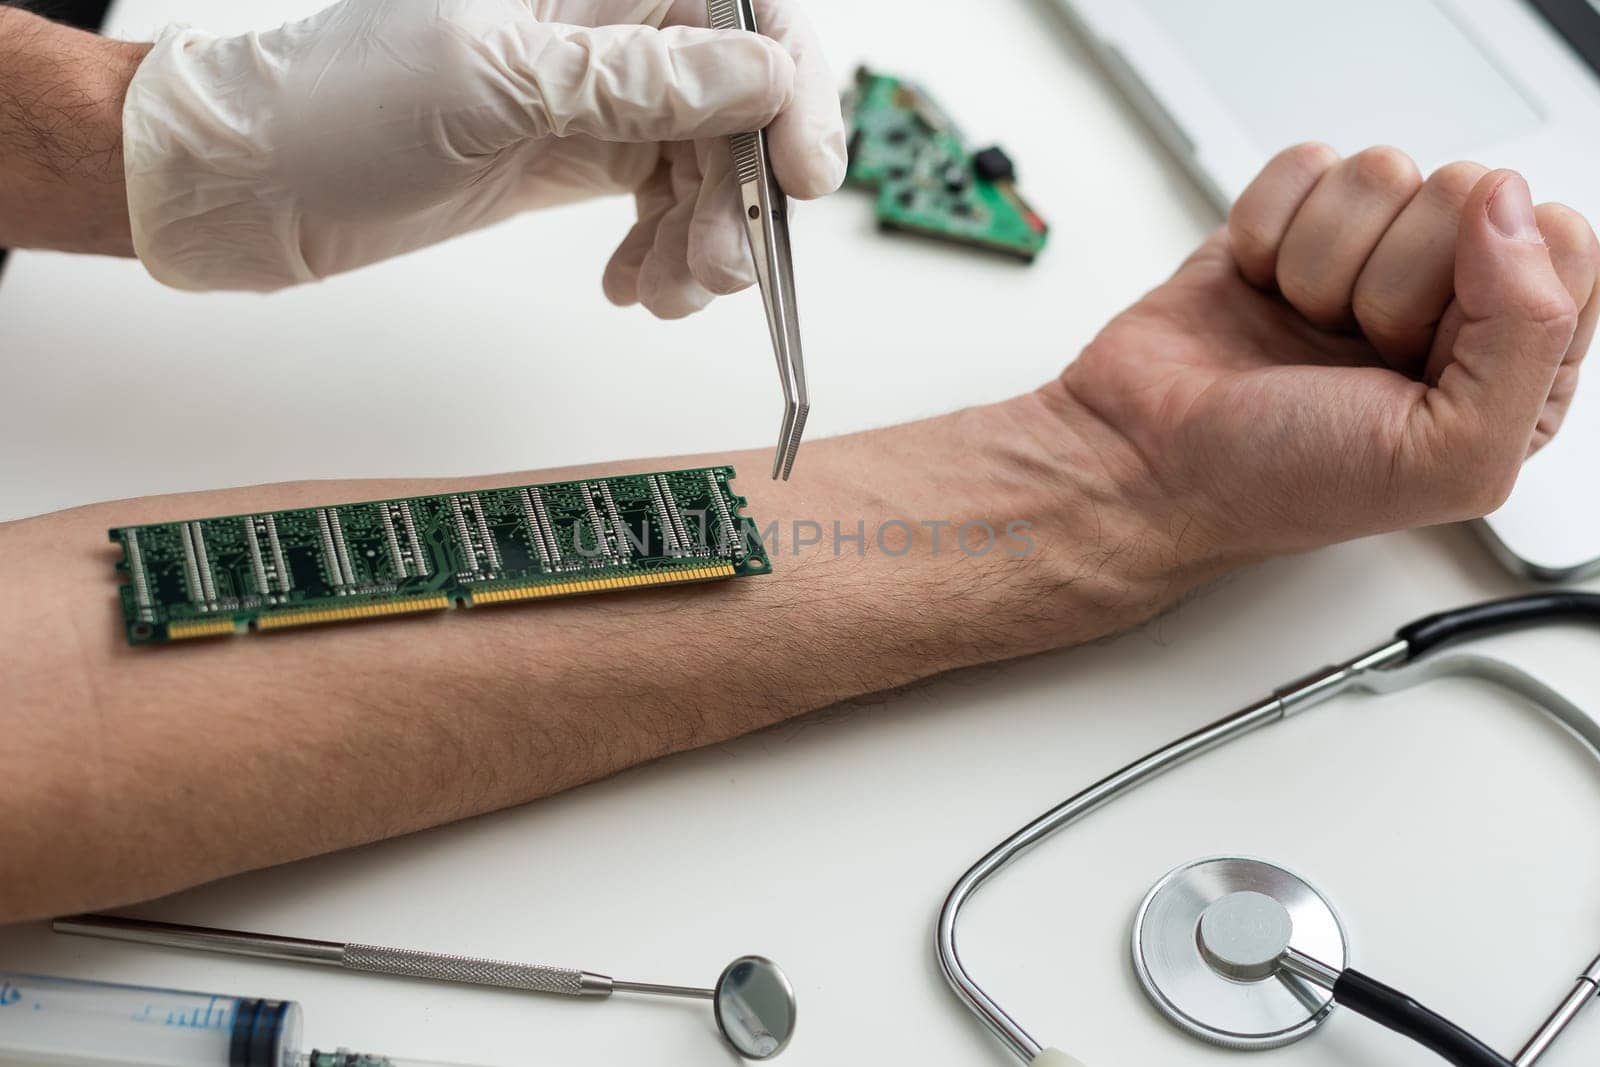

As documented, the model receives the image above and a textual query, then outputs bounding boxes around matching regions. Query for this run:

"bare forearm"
[0,6,145,254]
[0,390,1219,922]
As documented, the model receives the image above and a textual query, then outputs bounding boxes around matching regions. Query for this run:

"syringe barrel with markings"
[0,972,484,1067]
[0,971,300,1067]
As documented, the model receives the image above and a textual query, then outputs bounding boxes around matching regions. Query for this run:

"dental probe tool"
[55,914,798,1061]
[707,0,809,480]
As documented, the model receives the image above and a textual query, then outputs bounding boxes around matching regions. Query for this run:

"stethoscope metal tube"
[937,692,1289,1061]
[1359,652,1600,1067]
[938,593,1600,1067]
[1517,953,1600,1066]
[936,639,1408,1062]
[1277,947,1345,990]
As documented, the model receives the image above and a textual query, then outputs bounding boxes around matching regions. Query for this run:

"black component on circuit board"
[973,146,1017,184]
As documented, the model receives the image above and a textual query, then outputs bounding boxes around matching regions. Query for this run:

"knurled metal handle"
[706,0,742,31]
[730,131,762,184]
[341,943,593,997]
[709,0,763,186]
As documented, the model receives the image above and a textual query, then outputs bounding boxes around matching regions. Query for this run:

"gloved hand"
[122,0,846,317]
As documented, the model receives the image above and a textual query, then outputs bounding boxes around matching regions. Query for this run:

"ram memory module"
[110,467,769,645]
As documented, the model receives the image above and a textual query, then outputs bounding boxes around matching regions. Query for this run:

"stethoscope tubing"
[938,592,1600,1066]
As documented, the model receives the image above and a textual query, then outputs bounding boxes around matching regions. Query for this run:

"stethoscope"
[938,592,1600,1067]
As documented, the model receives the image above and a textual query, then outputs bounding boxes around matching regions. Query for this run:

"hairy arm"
[3,144,1590,925]
[0,5,145,253]
[0,391,1212,922]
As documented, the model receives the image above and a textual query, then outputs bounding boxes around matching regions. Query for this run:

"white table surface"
[3,1,1599,1065]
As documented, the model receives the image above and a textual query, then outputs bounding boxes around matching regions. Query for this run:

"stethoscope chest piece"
[1132,856,1349,1051]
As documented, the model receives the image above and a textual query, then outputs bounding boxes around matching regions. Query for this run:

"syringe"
[0,972,484,1067]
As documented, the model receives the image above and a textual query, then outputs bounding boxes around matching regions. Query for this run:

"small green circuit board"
[845,66,1049,262]
[110,467,768,645]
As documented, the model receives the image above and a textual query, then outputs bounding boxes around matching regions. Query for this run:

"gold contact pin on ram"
[471,564,737,607]
[167,619,239,641]
[256,596,452,632]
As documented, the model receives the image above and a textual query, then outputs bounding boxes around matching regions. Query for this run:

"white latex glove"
[122,0,847,317]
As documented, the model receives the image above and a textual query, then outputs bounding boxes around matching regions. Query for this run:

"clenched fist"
[1059,145,1599,557]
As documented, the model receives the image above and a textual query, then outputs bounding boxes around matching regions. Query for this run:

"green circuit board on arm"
[109,467,769,645]
[845,66,1049,262]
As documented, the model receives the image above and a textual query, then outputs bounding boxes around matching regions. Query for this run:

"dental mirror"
[712,956,797,1059]
[56,915,799,1061]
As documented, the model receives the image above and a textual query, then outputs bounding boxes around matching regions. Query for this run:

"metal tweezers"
[708,0,809,480]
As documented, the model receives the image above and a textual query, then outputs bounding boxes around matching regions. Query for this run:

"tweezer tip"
[772,401,801,480]
[779,404,810,481]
